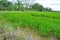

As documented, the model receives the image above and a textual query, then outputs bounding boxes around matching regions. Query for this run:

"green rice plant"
[0,11,60,38]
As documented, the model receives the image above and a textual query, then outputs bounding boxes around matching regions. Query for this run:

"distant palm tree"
[17,0,20,11]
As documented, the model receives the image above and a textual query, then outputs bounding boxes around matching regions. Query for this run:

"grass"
[0,11,60,38]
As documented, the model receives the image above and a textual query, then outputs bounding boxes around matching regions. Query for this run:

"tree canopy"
[0,0,52,11]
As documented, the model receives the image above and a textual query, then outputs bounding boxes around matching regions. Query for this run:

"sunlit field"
[0,11,60,39]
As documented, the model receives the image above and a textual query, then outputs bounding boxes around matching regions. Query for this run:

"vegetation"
[0,0,60,40]
[0,0,52,11]
[0,11,60,38]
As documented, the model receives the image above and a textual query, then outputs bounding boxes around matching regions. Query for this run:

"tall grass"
[0,11,60,38]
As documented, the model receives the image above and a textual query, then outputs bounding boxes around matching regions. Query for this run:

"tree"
[0,0,13,11]
[13,2,24,11]
[30,3,43,11]
[17,0,21,11]
[7,1,13,11]
[43,7,52,12]
[21,0,35,11]
[0,0,52,11]
[0,0,7,10]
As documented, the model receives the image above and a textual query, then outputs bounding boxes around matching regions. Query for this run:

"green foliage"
[0,0,13,11]
[0,11,60,38]
[43,7,52,12]
[30,3,43,11]
[0,0,52,11]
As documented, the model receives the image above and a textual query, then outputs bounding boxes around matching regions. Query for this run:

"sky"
[8,0,60,11]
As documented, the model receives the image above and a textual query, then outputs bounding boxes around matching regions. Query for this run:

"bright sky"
[8,0,60,11]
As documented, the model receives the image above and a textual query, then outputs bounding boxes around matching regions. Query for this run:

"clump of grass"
[0,11,60,38]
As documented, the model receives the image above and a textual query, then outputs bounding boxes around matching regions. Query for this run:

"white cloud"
[35,0,60,11]
[8,0,12,1]
[8,0,17,2]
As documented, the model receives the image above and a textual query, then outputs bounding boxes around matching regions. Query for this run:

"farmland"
[0,11,60,40]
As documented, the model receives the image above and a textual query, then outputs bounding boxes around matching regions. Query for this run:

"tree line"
[0,0,52,11]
